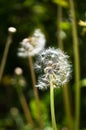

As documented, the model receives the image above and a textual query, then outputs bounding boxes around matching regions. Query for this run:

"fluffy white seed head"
[35,47,72,89]
[17,28,46,57]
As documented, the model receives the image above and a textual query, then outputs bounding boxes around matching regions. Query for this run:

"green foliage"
[30,98,49,123]
[60,22,72,30]
[80,79,86,87]
[52,0,69,7]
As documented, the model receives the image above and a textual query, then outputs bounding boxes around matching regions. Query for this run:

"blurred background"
[0,0,86,130]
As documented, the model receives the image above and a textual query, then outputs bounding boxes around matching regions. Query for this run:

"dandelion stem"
[57,5,63,50]
[28,56,44,130]
[0,34,12,82]
[69,0,80,130]
[49,75,57,130]
[63,84,73,130]
[18,90,35,129]
[57,5,73,129]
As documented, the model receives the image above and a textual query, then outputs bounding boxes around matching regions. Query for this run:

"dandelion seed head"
[17,28,46,57]
[35,47,72,89]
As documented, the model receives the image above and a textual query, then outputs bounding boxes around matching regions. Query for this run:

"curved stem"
[49,75,57,130]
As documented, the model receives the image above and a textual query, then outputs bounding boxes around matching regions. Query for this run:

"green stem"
[57,5,73,130]
[57,5,63,50]
[63,84,73,130]
[69,0,80,130]
[50,75,57,130]
[0,34,12,82]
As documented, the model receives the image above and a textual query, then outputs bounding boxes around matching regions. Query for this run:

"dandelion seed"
[17,28,46,57]
[35,47,72,89]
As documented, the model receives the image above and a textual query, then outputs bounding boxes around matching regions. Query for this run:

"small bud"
[8,27,16,33]
[14,67,23,75]
[10,107,19,116]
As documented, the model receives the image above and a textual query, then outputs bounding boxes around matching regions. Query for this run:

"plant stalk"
[57,5,73,130]
[28,56,44,130]
[0,34,12,82]
[57,5,64,50]
[49,75,57,130]
[69,0,80,130]
[18,91,35,129]
[63,84,73,130]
